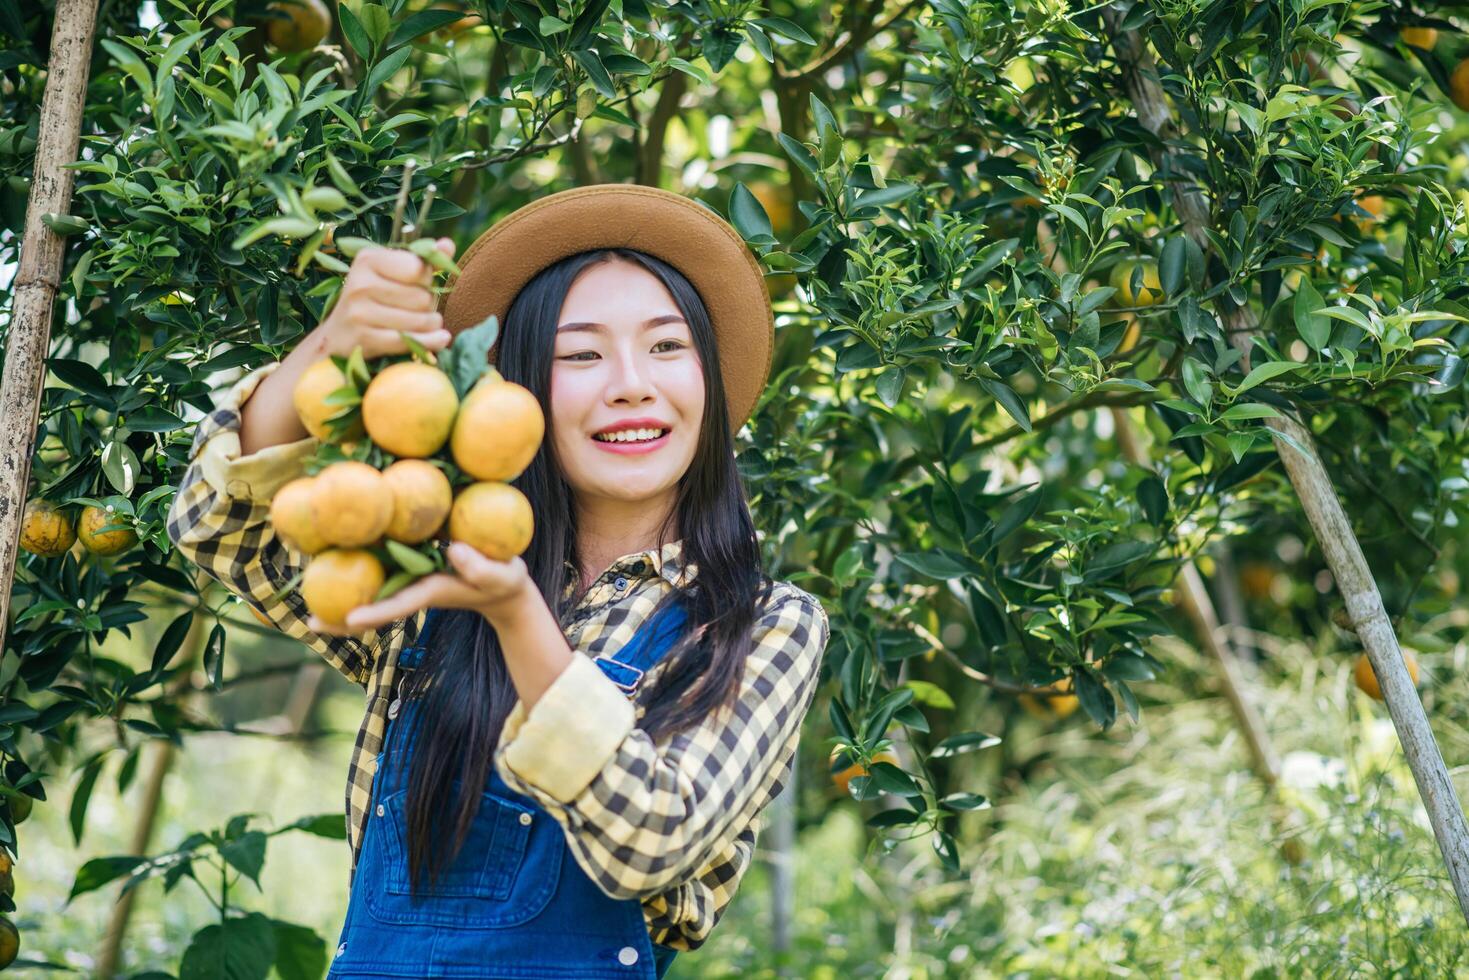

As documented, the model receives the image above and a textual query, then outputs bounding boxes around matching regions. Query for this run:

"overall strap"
[592,595,691,696]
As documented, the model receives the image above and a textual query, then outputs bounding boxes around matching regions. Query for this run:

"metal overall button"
[618,947,639,965]
[614,575,628,590]
[387,698,401,720]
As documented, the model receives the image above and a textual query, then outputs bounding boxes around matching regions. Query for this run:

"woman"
[166,184,830,978]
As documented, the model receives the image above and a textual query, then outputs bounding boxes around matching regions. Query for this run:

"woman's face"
[550,257,706,510]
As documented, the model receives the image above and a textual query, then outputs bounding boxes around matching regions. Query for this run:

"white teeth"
[594,428,667,443]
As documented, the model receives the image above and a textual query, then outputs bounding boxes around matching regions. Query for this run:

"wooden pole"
[1105,11,1469,922]
[0,0,100,634]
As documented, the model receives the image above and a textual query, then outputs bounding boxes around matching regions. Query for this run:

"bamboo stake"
[1104,11,1469,922]
[0,0,100,635]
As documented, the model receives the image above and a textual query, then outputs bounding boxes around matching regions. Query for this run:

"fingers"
[447,543,522,589]
[360,272,437,312]
[361,246,435,286]
[340,573,483,631]
[358,326,453,359]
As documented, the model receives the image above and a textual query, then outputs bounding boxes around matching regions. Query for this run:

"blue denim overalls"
[327,599,689,979]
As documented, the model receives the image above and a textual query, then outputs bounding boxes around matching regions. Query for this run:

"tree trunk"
[0,0,100,637]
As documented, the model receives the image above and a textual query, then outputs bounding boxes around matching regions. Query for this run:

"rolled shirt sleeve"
[492,590,829,900]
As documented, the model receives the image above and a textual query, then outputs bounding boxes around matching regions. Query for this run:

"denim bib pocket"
[363,784,562,928]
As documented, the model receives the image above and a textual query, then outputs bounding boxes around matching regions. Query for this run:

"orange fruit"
[382,460,452,543]
[830,748,899,796]
[310,462,393,547]
[1110,258,1163,307]
[1353,650,1420,701]
[1352,194,1386,231]
[270,476,328,554]
[1451,59,1469,111]
[1401,27,1439,50]
[1018,678,1079,720]
[450,375,545,482]
[265,0,332,52]
[18,499,75,557]
[448,482,534,560]
[747,180,796,238]
[77,505,138,556]
[361,361,459,458]
[1117,312,1141,353]
[1239,561,1277,601]
[0,916,17,969]
[294,357,362,442]
[301,549,385,629]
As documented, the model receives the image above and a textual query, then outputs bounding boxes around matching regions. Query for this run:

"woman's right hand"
[317,238,457,360]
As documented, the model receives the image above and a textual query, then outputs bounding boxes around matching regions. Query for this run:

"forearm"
[490,594,577,714]
[239,325,334,456]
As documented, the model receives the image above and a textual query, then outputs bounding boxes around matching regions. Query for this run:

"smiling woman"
[165,184,826,979]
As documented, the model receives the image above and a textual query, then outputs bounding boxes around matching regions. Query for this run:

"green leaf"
[751,16,817,44]
[69,754,108,846]
[538,14,571,34]
[571,48,616,98]
[359,3,391,49]
[440,314,500,399]
[180,912,277,980]
[729,182,773,240]
[1219,402,1282,421]
[1138,475,1168,524]
[271,919,328,980]
[939,792,991,812]
[387,8,466,50]
[1232,359,1301,395]
[894,550,971,578]
[977,377,1030,431]
[1293,280,1331,350]
[852,183,919,210]
[338,2,372,57]
[930,731,1001,758]
[384,539,436,575]
[67,855,147,904]
[1159,235,1187,294]
[1073,668,1116,729]
[219,830,267,887]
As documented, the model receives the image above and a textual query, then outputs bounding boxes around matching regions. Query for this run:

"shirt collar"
[560,538,698,603]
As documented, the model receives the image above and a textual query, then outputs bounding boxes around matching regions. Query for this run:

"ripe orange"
[265,0,332,52]
[1018,678,1079,720]
[1117,312,1141,353]
[1110,258,1163,307]
[830,747,899,796]
[361,361,459,458]
[0,916,17,969]
[448,482,534,560]
[77,505,138,556]
[269,477,328,554]
[310,462,393,547]
[1239,561,1278,601]
[301,549,385,629]
[18,499,75,557]
[1353,650,1420,701]
[294,358,362,442]
[382,460,452,543]
[1401,27,1439,50]
[1451,59,1469,111]
[450,376,545,482]
[1352,194,1386,232]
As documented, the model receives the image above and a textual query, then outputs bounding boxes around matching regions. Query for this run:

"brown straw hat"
[439,183,775,436]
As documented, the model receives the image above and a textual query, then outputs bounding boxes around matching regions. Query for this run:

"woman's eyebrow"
[557,314,687,334]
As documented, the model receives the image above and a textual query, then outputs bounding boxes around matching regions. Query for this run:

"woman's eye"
[559,341,684,361]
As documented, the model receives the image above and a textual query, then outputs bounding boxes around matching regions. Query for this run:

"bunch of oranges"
[19,498,138,560]
[275,324,544,629]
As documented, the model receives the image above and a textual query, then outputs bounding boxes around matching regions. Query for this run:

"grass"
[19,607,1469,978]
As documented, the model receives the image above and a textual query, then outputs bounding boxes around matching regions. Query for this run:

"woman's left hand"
[308,542,536,635]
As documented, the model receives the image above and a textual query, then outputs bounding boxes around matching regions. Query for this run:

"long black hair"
[383,247,775,894]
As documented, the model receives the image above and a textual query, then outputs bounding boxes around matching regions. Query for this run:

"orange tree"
[8,0,1469,968]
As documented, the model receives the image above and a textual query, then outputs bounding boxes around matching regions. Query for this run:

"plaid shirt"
[164,364,829,952]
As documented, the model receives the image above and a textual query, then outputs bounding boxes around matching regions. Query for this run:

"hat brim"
[440,184,774,437]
